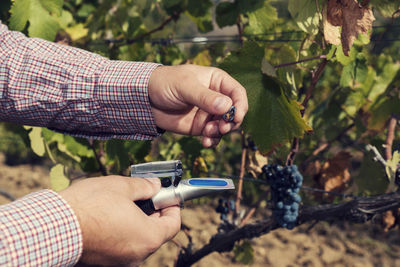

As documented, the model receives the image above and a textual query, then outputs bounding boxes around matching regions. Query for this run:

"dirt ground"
[0,154,399,267]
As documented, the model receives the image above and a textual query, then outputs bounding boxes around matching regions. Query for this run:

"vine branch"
[286,59,328,165]
[0,188,16,201]
[112,12,181,46]
[235,131,247,218]
[385,115,397,161]
[274,55,326,69]
[88,139,108,176]
[176,191,400,267]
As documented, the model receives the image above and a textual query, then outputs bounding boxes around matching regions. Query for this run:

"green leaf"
[237,0,264,13]
[24,126,46,156]
[50,164,70,192]
[162,0,186,15]
[219,42,311,152]
[246,1,277,34]
[178,137,202,162]
[105,139,130,173]
[186,11,213,33]
[234,241,254,265]
[371,0,399,17]
[187,0,212,17]
[335,45,358,66]
[288,0,321,34]
[9,0,63,40]
[261,58,277,77]
[368,96,400,131]
[367,61,400,103]
[339,55,368,88]
[385,151,400,190]
[355,154,388,195]
[216,2,238,28]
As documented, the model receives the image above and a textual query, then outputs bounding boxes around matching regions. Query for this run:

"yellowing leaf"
[50,164,70,192]
[24,126,45,156]
[65,23,88,41]
[247,150,268,178]
[192,50,212,66]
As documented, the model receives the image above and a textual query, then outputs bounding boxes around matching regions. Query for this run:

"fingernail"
[213,96,230,111]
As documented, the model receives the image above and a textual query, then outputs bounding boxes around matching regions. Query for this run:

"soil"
[0,154,399,267]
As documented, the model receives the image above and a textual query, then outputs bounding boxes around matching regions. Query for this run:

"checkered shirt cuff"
[0,190,82,266]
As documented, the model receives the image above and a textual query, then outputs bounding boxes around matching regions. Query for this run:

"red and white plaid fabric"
[0,22,162,266]
[0,190,82,266]
[0,22,161,140]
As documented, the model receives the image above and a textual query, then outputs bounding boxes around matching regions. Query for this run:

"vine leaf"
[323,4,341,46]
[24,126,45,157]
[9,0,63,40]
[312,151,352,199]
[326,0,375,56]
[246,1,277,34]
[371,0,400,18]
[247,150,268,178]
[355,153,388,195]
[50,164,70,192]
[233,241,254,265]
[219,42,311,152]
[288,0,321,35]
[385,151,400,190]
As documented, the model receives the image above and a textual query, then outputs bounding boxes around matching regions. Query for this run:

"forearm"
[0,23,160,140]
[0,190,82,266]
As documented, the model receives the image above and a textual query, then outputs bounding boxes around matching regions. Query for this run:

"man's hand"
[59,176,180,266]
[148,65,248,148]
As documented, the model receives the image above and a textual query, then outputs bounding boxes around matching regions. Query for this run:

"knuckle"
[146,233,163,252]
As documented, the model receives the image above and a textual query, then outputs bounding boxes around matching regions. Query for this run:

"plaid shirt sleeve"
[0,22,162,140]
[0,190,82,266]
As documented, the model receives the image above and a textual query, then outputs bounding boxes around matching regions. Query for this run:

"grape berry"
[216,199,235,221]
[262,164,303,229]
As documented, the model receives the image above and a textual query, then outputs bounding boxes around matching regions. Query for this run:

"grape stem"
[175,191,400,267]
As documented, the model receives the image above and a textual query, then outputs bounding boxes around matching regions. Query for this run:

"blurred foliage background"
[0,0,399,207]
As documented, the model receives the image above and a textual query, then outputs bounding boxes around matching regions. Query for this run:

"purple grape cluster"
[216,199,235,221]
[262,164,303,229]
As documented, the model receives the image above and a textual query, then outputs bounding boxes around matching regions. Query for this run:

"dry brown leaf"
[323,5,341,46]
[193,156,209,176]
[327,0,343,26]
[325,0,375,56]
[313,151,352,198]
[382,210,396,232]
[247,150,268,178]
[304,160,322,177]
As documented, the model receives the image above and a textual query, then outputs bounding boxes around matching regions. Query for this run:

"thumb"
[127,177,161,201]
[179,82,232,115]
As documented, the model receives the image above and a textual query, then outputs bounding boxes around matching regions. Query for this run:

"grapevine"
[1,0,400,266]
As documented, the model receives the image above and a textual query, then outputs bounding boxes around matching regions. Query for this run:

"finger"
[178,79,233,115]
[202,120,222,138]
[219,121,235,135]
[210,70,248,126]
[156,206,181,242]
[122,177,161,201]
[190,109,213,136]
[202,136,221,148]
